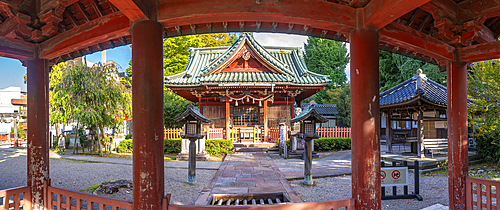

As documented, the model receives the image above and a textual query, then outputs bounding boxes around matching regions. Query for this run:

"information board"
[381,167,408,187]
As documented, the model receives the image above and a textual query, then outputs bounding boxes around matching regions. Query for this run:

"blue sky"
[0,33,349,91]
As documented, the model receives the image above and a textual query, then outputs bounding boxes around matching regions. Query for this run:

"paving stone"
[221,173,237,177]
[228,161,244,165]
[249,187,284,193]
[235,174,252,178]
[256,182,283,188]
[211,187,249,194]
[229,182,256,187]
[214,182,229,187]
[216,177,236,183]
[236,177,264,182]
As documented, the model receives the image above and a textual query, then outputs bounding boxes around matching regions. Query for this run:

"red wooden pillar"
[447,61,468,209]
[264,99,268,141]
[26,57,50,209]
[349,27,381,210]
[131,20,164,210]
[226,99,230,139]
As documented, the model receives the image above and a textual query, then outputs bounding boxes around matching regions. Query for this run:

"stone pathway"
[271,150,352,179]
[195,152,302,205]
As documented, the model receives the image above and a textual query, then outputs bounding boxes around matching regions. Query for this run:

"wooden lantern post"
[174,104,211,184]
[290,104,327,185]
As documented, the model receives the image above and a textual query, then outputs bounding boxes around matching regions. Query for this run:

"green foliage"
[118,139,133,153]
[65,137,71,148]
[379,51,447,92]
[314,137,351,151]
[10,126,13,134]
[304,37,349,104]
[164,89,193,128]
[467,60,500,161]
[52,137,59,149]
[49,62,71,127]
[206,140,233,155]
[329,85,351,127]
[125,134,132,139]
[164,139,181,154]
[79,183,100,193]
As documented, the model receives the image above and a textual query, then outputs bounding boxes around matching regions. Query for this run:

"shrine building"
[165,33,330,142]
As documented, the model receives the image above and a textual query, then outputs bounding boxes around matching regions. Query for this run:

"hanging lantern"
[253,98,255,104]
[235,101,238,106]
[259,100,262,107]
[247,96,250,102]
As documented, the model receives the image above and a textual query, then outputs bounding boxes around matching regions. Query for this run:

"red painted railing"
[316,127,351,138]
[1,184,354,210]
[47,185,133,210]
[466,177,500,209]
[0,185,30,210]
[268,127,280,143]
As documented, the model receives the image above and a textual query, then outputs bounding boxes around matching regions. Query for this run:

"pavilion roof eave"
[164,82,330,88]
[380,96,447,111]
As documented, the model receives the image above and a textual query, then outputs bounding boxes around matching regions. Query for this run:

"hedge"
[314,137,351,151]
[118,139,133,153]
[118,139,233,155]
[164,139,181,154]
[206,140,233,155]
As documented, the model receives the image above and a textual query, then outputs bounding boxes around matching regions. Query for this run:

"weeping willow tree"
[53,60,131,156]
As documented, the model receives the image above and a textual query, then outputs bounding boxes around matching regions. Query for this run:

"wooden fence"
[0,185,30,210]
[317,127,351,138]
[207,128,224,140]
[466,176,500,209]
[165,128,182,139]
[1,184,354,210]
[268,127,279,143]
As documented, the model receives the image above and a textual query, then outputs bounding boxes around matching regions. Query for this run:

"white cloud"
[253,33,308,48]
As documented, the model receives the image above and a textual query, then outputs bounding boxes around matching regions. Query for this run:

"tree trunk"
[99,125,104,157]
[73,123,80,154]
[14,119,18,147]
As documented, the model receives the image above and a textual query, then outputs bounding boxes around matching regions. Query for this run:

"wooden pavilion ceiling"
[0,0,499,66]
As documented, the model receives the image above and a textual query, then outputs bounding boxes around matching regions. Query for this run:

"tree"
[163,89,192,128]
[304,37,350,104]
[379,51,446,92]
[331,85,351,127]
[467,60,500,161]
[52,61,131,155]
[49,62,71,138]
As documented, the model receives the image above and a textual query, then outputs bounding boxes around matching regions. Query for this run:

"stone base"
[176,152,210,161]
[287,150,319,159]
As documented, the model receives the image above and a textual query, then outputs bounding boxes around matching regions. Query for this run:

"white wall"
[0,87,22,134]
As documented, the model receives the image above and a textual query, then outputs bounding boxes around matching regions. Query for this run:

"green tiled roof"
[165,33,331,87]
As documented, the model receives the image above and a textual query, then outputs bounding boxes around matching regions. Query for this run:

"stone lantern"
[174,104,211,184]
[290,104,327,185]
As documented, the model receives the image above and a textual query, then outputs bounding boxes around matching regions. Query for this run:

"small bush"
[125,134,132,139]
[52,137,59,149]
[164,139,181,154]
[474,130,500,162]
[314,137,351,151]
[118,139,133,153]
[206,140,233,155]
[65,137,71,148]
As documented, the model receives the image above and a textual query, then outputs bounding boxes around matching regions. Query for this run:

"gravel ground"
[0,151,216,205]
[289,173,449,210]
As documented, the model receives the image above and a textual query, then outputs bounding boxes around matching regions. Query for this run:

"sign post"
[381,161,422,201]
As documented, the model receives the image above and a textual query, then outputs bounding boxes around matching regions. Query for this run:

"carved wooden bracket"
[287,89,302,97]
[431,7,489,46]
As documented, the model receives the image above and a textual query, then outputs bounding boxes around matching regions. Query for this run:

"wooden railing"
[168,197,355,210]
[165,128,182,139]
[0,185,30,210]
[466,176,500,209]
[47,185,133,210]
[0,185,354,210]
[317,127,351,138]
[207,128,224,140]
[268,127,279,143]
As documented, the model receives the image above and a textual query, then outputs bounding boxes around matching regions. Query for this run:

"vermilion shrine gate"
[0,0,499,209]
[165,33,329,143]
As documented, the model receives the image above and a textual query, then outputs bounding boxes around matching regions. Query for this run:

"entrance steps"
[233,143,278,152]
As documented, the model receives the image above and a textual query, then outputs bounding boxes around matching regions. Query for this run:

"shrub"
[65,136,71,148]
[474,130,500,162]
[314,137,351,151]
[125,134,132,139]
[52,137,59,149]
[164,139,181,154]
[118,139,133,153]
[206,140,233,155]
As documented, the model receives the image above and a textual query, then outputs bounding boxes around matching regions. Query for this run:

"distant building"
[302,103,338,128]
[0,86,27,140]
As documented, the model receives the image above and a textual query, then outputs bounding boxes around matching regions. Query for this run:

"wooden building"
[302,103,339,128]
[165,33,330,142]
[380,69,449,158]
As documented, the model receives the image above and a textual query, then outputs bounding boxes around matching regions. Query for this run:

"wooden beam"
[90,0,105,17]
[420,0,458,21]
[76,1,91,22]
[108,0,149,22]
[363,0,430,29]
[158,0,356,34]
[460,40,500,62]
[40,12,130,60]
[379,22,455,62]
[476,24,496,43]
[0,36,33,60]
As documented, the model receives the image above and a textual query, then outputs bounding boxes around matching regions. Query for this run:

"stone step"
[233,143,278,148]
[234,147,268,152]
